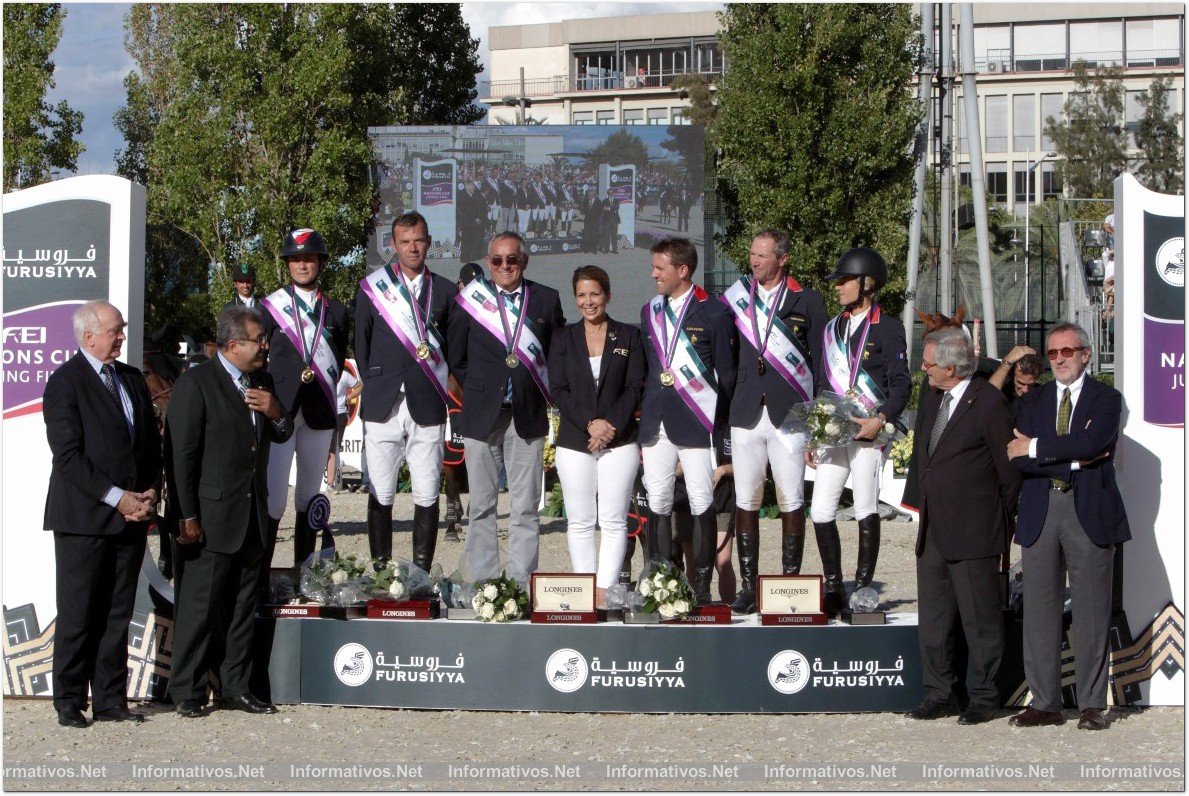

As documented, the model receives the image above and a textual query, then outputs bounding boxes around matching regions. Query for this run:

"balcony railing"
[481,68,724,100]
[975,48,1182,74]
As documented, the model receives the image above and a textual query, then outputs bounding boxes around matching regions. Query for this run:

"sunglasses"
[1046,346,1086,360]
[489,255,523,267]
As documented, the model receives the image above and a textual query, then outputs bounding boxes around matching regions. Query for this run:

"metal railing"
[975,47,1182,74]
[481,68,724,99]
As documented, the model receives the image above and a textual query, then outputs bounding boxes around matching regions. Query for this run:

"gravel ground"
[3,490,1183,792]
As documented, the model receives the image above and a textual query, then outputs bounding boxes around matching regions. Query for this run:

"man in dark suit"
[165,306,291,717]
[639,237,737,604]
[725,229,828,614]
[448,231,565,580]
[355,211,458,569]
[221,263,260,313]
[1007,322,1130,731]
[43,301,160,728]
[907,327,1020,725]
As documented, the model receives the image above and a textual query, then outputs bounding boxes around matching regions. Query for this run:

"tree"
[585,129,650,172]
[115,3,484,330]
[1134,76,1185,195]
[672,74,716,125]
[709,4,920,312]
[1044,62,1127,199]
[2,4,83,190]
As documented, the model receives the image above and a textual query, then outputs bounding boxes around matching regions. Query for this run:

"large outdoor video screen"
[367,125,706,313]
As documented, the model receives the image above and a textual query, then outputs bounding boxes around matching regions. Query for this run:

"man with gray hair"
[907,325,1020,725]
[44,300,161,727]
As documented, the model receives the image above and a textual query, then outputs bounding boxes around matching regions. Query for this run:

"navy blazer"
[447,277,565,440]
[639,286,738,449]
[548,318,646,452]
[354,268,458,426]
[813,304,911,423]
[259,287,350,430]
[1012,376,1131,548]
[728,276,829,428]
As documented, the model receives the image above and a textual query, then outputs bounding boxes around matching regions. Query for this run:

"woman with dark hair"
[548,266,646,607]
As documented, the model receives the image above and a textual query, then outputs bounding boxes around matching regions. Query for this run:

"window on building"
[1013,22,1067,71]
[1013,163,1032,210]
[1127,18,1183,67]
[1070,20,1123,67]
[647,107,669,125]
[572,111,593,125]
[596,110,615,125]
[959,164,972,190]
[695,41,723,74]
[1040,93,1063,150]
[985,96,1008,153]
[671,107,690,125]
[623,45,690,88]
[986,163,1008,204]
[974,24,1010,72]
[1013,94,1035,152]
[1041,163,1061,200]
[574,51,620,90]
[624,109,644,125]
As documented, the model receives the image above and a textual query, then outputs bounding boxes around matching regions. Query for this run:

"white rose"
[472,594,484,611]
[483,584,499,600]
[640,580,653,596]
[825,420,841,437]
[331,570,348,585]
[884,422,895,434]
[504,599,518,615]
[667,579,678,589]
[655,588,669,602]
[658,603,677,618]
[479,603,495,620]
[389,580,407,600]
[493,610,505,622]
[673,599,690,614]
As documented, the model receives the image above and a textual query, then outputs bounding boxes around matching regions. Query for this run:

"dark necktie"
[503,292,518,404]
[928,391,952,456]
[1052,387,1072,489]
[101,363,122,409]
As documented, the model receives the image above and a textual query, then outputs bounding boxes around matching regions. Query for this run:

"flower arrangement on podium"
[471,571,530,622]
[300,550,369,606]
[782,391,857,451]
[362,559,433,601]
[637,560,694,619]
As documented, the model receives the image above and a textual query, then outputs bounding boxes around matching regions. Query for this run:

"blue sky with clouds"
[45,2,721,176]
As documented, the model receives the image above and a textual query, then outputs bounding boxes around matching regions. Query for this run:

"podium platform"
[265,613,924,713]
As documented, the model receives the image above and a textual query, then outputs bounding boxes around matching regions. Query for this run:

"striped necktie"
[927,391,952,456]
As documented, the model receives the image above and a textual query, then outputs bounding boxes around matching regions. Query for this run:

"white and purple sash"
[647,291,717,433]
[262,286,337,407]
[822,308,884,412]
[360,266,448,403]
[723,277,812,402]
[456,277,553,404]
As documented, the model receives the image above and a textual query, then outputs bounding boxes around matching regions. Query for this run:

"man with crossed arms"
[355,211,458,570]
[639,237,737,605]
[723,229,828,614]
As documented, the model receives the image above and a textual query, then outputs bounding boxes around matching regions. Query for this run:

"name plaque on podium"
[365,599,440,620]
[260,603,367,620]
[531,573,597,623]
[757,575,828,626]
[661,603,732,625]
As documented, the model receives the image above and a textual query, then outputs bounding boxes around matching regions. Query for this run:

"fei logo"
[545,648,589,693]
[334,643,373,687]
[767,650,811,694]
[1155,237,1185,288]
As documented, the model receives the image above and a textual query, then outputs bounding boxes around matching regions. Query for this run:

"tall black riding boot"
[293,511,316,571]
[814,519,846,618]
[692,509,718,605]
[729,510,759,614]
[411,501,440,573]
[781,509,806,575]
[367,493,393,564]
[647,512,673,565]
[854,513,881,589]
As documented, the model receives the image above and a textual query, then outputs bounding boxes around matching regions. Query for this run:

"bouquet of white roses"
[782,391,857,451]
[299,549,369,606]
[361,558,432,601]
[471,571,530,622]
[846,396,908,449]
[636,559,695,619]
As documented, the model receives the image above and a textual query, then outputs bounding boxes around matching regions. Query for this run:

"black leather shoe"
[1077,708,1108,730]
[218,694,277,714]
[1008,707,1065,727]
[907,701,959,720]
[94,706,145,723]
[57,708,89,728]
[957,705,998,725]
[175,699,206,718]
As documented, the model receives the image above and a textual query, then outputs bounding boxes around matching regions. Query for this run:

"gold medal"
[659,370,676,387]
[416,341,430,360]
[301,366,315,384]
[505,354,519,369]
[757,358,767,376]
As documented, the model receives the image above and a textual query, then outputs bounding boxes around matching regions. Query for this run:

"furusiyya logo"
[334,643,373,687]
[1155,237,1185,287]
[767,650,811,694]
[768,651,907,693]
[545,649,686,692]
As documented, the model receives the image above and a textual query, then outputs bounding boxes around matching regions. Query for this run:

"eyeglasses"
[1046,346,1086,360]
[489,255,523,267]
[236,334,268,345]
[920,361,937,370]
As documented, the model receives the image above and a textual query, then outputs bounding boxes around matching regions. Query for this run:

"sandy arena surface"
[4,490,1183,791]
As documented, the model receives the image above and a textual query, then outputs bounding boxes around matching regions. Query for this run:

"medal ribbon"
[394,264,433,350]
[749,277,787,364]
[360,265,448,403]
[647,293,716,433]
[822,309,884,411]
[455,278,552,404]
[497,283,530,360]
[659,292,694,374]
[724,278,813,402]
[262,287,336,408]
[288,287,327,371]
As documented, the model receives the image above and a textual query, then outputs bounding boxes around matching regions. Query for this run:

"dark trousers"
[916,531,1004,709]
[169,515,264,703]
[52,525,147,713]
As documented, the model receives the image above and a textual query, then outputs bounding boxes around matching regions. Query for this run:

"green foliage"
[1134,77,1185,195]
[1044,62,1127,199]
[710,3,920,314]
[115,3,483,341]
[2,3,83,190]
[659,124,707,198]
[671,74,716,125]
[586,129,651,172]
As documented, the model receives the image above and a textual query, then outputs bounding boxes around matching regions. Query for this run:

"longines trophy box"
[531,573,597,623]
[757,575,828,625]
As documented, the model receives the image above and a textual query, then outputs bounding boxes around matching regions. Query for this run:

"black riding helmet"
[281,227,329,260]
[825,247,888,293]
